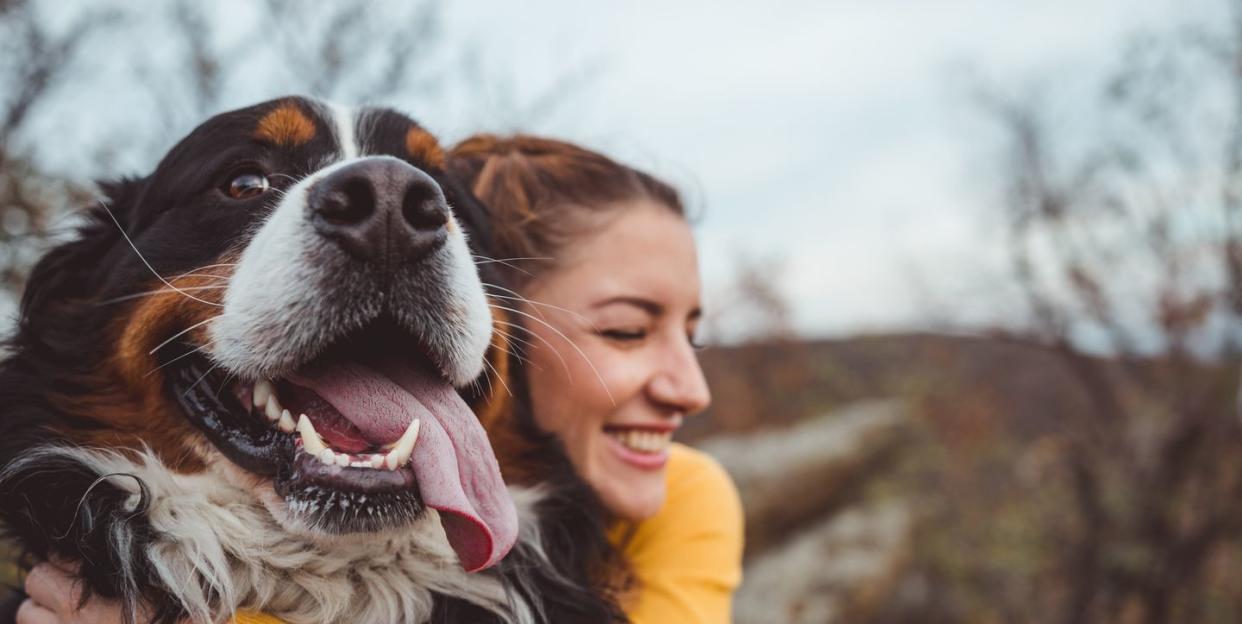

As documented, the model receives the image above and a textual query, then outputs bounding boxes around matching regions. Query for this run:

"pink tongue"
[288,360,518,572]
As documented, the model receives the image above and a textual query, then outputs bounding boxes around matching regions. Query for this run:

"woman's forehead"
[542,204,701,309]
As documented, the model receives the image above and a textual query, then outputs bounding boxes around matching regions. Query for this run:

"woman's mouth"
[603,426,674,469]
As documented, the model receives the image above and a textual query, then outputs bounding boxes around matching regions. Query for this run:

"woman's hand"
[17,562,132,624]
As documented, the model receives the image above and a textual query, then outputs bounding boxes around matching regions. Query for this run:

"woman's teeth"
[608,428,673,454]
[251,380,420,471]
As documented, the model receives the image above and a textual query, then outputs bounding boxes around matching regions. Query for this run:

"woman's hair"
[445,135,681,614]
[447,134,685,289]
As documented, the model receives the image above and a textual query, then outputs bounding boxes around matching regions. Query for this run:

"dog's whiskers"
[495,319,568,379]
[97,284,228,306]
[145,343,210,378]
[493,303,619,407]
[471,255,542,279]
[475,356,496,399]
[481,357,513,398]
[491,328,540,371]
[183,362,222,398]
[486,291,597,329]
[149,316,218,356]
[98,200,225,308]
[169,263,239,281]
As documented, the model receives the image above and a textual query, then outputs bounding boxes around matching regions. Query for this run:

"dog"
[0,97,624,624]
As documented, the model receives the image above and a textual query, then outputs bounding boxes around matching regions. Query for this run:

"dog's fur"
[0,97,624,624]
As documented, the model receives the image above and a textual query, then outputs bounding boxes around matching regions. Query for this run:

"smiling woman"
[448,134,744,623]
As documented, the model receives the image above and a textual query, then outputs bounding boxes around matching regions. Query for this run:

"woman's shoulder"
[617,444,744,624]
[666,443,741,515]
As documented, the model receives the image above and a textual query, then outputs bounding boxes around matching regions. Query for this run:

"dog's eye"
[226,171,270,199]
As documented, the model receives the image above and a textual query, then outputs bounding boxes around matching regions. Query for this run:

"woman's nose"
[647,339,712,415]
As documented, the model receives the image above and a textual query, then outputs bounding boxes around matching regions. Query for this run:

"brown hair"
[446,134,685,289]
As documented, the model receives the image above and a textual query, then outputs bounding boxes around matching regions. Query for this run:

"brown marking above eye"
[405,126,445,169]
[255,103,316,146]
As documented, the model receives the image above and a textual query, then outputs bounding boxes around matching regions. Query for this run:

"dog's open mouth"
[162,319,511,572]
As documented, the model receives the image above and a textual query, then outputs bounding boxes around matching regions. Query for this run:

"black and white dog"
[0,97,623,624]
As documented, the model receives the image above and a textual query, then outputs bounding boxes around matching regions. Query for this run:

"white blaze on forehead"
[327,103,359,160]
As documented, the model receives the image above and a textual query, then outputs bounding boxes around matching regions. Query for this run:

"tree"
[0,0,550,309]
[969,5,1242,621]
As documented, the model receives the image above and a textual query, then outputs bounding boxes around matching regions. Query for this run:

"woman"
[18,136,743,624]
[450,135,744,623]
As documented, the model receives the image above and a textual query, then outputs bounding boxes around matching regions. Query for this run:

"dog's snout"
[308,158,449,265]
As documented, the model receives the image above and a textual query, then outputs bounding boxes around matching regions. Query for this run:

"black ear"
[18,177,145,323]
[440,175,494,262]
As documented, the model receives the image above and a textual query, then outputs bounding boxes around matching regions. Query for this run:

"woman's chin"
[594,451,669,521]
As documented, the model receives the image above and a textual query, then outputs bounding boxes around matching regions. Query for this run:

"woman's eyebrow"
[593,296,662,315]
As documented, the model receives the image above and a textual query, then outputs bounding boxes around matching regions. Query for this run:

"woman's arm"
[17,563,280,624]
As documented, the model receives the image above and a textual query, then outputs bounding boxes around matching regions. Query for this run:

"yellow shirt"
[236,443,744,624]
[610,443,744,624]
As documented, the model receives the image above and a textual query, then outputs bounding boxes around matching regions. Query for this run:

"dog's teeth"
[388,419,420,467]
[318,448,336,466]
[370,454,385,470]
[264,395,283,422]
[253,379,273,409]
[278,409,296,433]
[297,414,327,456]
[383,449,401,471]
[334,452,351,467]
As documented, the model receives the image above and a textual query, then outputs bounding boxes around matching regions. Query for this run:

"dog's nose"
[308,157,449,266]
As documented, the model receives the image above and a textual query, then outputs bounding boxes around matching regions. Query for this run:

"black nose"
[307,157,449,266]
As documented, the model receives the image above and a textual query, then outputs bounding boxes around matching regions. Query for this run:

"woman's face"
[519,200,711,521]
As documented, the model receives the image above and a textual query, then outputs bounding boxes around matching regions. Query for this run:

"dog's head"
[2,96,515,573]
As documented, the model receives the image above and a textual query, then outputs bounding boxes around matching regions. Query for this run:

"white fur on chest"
[53,447,533,624]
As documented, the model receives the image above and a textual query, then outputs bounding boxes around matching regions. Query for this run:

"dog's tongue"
[287,359,517,572]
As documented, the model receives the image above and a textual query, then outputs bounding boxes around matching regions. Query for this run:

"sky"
[417,0,1196,340]
[10,0,1209,340]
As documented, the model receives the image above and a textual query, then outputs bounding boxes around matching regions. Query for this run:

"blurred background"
[2,0,1242,621]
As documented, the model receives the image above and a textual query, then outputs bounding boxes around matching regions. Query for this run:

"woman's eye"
[601,329,646,342]
[688,334,705,351]
[225,171,270,199]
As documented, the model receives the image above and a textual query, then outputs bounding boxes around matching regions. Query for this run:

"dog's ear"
[94,177,146,226]
[440,175,494,263]
[18,177,146,321]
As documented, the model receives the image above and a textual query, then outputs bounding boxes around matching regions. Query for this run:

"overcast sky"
[14,0,1210,340]
[409,0,1198,340]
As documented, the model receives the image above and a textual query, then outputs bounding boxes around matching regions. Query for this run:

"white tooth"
[253,379,273,409]
[383,450,401,471]
[265,395,282,422]
[318,448,336,465]
[370,454,386,469]
[297,414,326,456]
[389,419,421,467]
[278,409,296,433]
[335,452,351,467]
